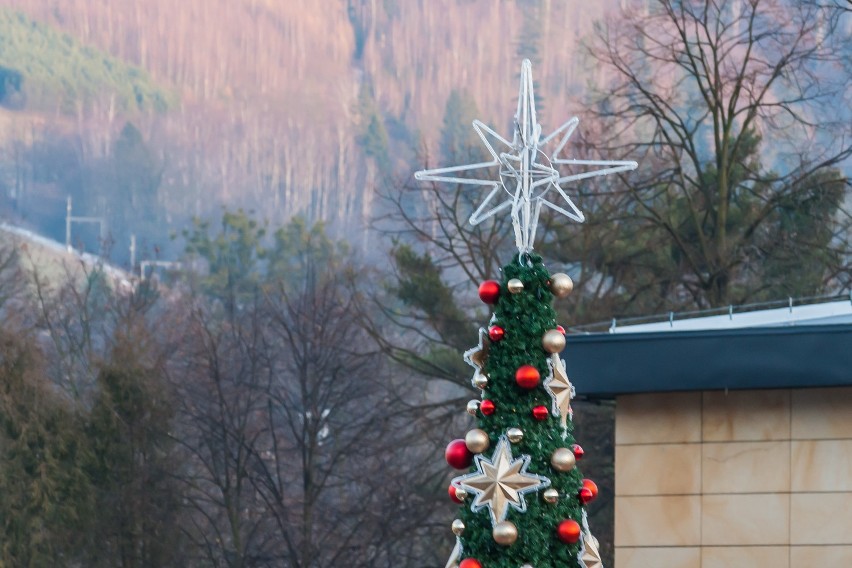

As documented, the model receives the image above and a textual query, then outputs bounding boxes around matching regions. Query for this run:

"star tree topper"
[453,436,550,526]
[415,59,637,253]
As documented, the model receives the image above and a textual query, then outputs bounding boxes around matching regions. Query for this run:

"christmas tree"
[415,60,636,568]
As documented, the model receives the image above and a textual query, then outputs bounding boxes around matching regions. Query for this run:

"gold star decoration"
[463,328,489,388]
[454,436,550,526]
[581,533,602,568]
[544,354,575,430]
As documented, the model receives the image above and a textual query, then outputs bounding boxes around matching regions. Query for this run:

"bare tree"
[563,0,852,311]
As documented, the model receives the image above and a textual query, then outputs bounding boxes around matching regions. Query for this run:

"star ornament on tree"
[580,532,603,568]
[453,436,550,526]
[463,327,490,388]
[415,59,637,253]
[544,354,575,431]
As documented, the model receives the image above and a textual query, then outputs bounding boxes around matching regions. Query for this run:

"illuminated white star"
[453,436,550,526]
[415,59,637,253]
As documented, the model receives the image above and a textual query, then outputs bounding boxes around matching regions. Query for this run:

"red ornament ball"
[583,478,598,499]
[532,405,549,421]
[445,439,474,469]
[579,487,594,504]
[448,484,464,504]
[515,365,541,389]
[556,325,566,334]
[459,559,482,568]
[572,444,585,459]
[557,519,582,544]
[480,399,496,416]
[488,325,505,342]
[478,280,501,304]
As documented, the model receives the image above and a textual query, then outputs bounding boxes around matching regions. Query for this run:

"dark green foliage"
[0,65,22,105]
[86,339,183,567]
[0,8,173,112]
[441,90,487,166]
[458,253,586,567]
[182,208,267,308]
[0,331,93,566]
[355,83,391,171]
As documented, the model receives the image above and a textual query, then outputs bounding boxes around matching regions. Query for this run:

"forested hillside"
[0,0,617,260]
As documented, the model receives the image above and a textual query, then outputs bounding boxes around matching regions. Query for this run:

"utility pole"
[65,195,106,254]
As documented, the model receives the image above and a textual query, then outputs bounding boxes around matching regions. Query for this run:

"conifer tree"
[415,59,634,568]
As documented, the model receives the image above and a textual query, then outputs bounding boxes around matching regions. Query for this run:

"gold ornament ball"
[466,400,480,415]
[542,329,566,354]
[550,273,574,298]
[492,520,518,546]
[551,447,577,472]
[507,278,524,294]
[543,488,559,504]
[473,375,489,389]
[454,487,467,500]
[465,429,490,453]
[507,428,524,443]
[451,519,465,536]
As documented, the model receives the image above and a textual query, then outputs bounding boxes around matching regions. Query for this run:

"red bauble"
[445,439,474,469]
[557,519,582,544]
[448,484,464,504]
[556,325,566,334]
[459,560,482,568]
[480,399,496,416]
[579,487,594,504]
[478,280,501,304]
[572,444,585,459]
[583,478,598,499]
[532,405,549,421]
[515,365,541,389]
[488,325,505,342]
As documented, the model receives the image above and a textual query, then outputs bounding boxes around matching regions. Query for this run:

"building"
[565,297,852,567]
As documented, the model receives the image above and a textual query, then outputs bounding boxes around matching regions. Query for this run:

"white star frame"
[415,59,637,253]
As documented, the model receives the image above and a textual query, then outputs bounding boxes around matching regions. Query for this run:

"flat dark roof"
[564,324,852,398]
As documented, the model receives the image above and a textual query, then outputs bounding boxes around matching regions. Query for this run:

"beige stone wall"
[614,388,852,567]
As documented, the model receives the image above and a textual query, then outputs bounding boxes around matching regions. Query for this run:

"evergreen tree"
[446,255,600,568]
[0,330,93,566]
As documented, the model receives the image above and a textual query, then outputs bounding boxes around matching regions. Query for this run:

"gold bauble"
[543,488,559,504]
[507,278,524,294]
[465,429,490,453]
[507,428,524,443]
[473,375,489,389]
[451,519,465,536]
[466,400,480,415]
[492,520,518,545]
[551,447,577,472]
[542,329,566,354]
[454,487,467,500]
[550,273,574,298]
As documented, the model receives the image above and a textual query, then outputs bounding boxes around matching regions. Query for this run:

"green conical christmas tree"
[443,253,601,568]
[416,58,634,568]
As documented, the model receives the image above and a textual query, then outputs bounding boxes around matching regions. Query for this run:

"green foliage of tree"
[269,216,347,287]
[86,338,183,567]
[441,90,487,166]
[355,83,391,171]
[0,8,173,112]
[182,209,267,309]
[0,330,93,566]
